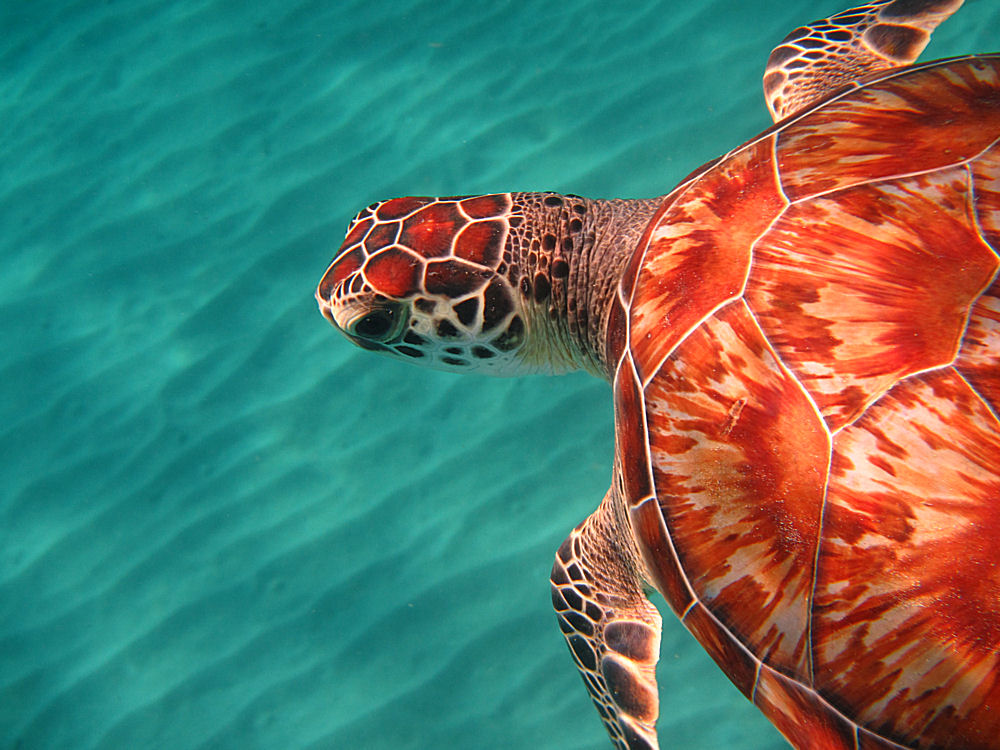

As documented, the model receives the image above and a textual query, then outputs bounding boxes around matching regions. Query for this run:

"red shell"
[617,56,1000,749]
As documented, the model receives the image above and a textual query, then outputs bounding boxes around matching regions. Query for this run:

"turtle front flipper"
[763,0,963,121]
[551,486,663,750]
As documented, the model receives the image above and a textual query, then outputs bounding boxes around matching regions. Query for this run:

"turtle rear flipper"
[763,0,963,121]
[551,486,662,750]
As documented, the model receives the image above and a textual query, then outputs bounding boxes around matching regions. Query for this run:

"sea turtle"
[316,1,1000,747]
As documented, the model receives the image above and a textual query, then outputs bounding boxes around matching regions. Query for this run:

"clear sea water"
[2,2,996,748]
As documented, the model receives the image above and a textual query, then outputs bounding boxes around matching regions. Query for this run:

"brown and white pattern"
[763,0,964,121]
[551,488,663,750]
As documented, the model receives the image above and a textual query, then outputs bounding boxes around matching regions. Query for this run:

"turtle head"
[316,194,531,373]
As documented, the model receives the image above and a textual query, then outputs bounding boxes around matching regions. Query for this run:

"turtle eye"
[351,305,401,342]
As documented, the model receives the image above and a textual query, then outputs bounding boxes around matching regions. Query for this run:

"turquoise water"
[2,2,995,748]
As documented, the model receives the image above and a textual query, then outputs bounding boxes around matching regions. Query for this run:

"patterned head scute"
[316,193,528,372]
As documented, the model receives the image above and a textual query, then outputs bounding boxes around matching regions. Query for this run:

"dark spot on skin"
[867,22,926,59]
[445,346,463,355]
[493,315,524,351]
[562,587,583,611]
[497,262,507,275]
[508,263,519,280]
[543,234,556,251]
[349,274,364,293]
[552,565,569,585]
[563,238,573,252]
[403,331,426,346]
[508,215,523,228]
[621,722,654,749]
[436,319,461,338]
[482,279,514,331]
[552,259,569,278]
[425,258,488,296]
[543,195,563,207]
[441,356,468,367]
[519,276,531,296]
[396,346,424,358]
[533,273,551,302]
[604,622,656,662]
[602,656,655,722]
[594,696,612,721]
[569,218,582,233]
[585,601,603,621]
[472,346,494,359]
[569,635,598,671]
[573,203,586,215]
[454,297,478,327]
[564,610,595,637]
[414,298,436,313]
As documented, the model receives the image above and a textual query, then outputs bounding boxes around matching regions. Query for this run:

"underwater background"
[2,1,997,748]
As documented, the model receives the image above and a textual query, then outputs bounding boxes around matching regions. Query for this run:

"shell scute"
[956,276,1000,411]
[613,359,653,504]
[814,369,1000,747]
[630,497,693,617]
[682,602,757,700]
[643,301,829,677]
[753,665,858,749]
[776,57,1000,201]
[628,137,785,384]
[972,138,1000,249]
[745,166,999,432]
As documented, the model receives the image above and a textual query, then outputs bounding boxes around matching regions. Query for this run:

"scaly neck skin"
[506,192,662,379]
